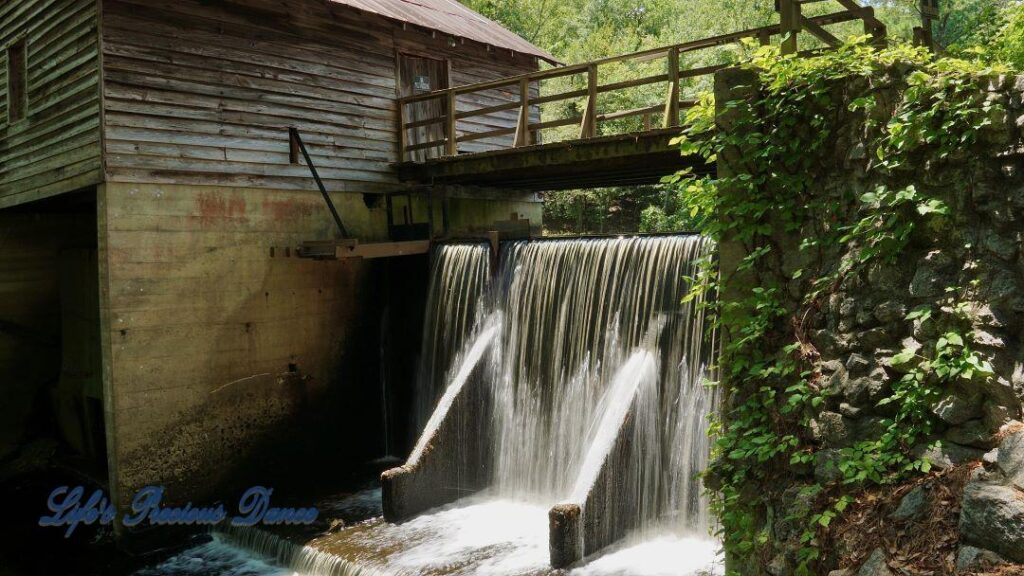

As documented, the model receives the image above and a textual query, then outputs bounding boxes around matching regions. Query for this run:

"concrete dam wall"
[382,236,719,568]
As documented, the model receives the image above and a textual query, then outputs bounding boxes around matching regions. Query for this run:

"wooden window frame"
[394,50,451,98]
[6,35,28,124]
[395,50,452,161]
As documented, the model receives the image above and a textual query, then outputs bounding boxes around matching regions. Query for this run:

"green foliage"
[667,38,1003,573]
[992,3,1024,70]
[544,187,668,234]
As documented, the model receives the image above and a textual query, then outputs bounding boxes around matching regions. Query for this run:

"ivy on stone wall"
[668,38,1013,574]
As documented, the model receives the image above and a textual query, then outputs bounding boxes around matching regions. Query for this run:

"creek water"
[135,236,722,576]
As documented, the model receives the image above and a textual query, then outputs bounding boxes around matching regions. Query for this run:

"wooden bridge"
[394,0,903,191]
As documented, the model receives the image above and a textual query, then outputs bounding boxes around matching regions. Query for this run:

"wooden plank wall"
[100,0,539,193]
[0,0,102,208]
[96,0,544,506]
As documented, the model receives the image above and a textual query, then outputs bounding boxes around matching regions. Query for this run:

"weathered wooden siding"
[0,0,102,208]
[90,0,545,508]
[100,0,538,192]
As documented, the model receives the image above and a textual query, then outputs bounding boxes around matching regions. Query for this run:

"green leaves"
[686,37,1008,574]
[889,349,918,366]
[932,330,994,382]
[906,305,933,322]
[916,198,950,216]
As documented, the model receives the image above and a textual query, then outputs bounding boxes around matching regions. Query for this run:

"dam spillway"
[384,235,721,571]
[145,235,723,576]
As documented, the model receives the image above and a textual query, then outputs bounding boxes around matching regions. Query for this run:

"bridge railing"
[396,0,886,163]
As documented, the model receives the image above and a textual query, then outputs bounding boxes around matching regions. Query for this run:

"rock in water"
[959,481,1024,563]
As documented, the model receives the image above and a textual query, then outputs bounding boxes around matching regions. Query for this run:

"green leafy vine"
[671,38,1009,574]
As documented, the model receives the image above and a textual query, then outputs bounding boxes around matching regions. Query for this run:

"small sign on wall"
[414,75,432,92]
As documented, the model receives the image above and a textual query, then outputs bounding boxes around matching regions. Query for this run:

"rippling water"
[133,534,293,576]
[136,496,722,576]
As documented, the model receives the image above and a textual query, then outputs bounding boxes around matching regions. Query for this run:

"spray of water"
[409,316,502,465]
[484,236,718,537]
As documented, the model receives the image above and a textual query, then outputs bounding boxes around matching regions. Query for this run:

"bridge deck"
[393,0,894,191]
[396,129,707,191]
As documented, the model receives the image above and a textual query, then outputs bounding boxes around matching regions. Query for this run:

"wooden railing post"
[579,64,597,139]
[663,46,680,128]
[915,0,938,49]
[864,7,887,47]
[446,91,457,156]
[778,0,800,55]
[835,0,886,47]
[514,78,532,147]
[397,100,407,161]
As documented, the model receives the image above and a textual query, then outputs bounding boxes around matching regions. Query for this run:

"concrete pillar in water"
[381,321,498,522]
[548,351,658,567]
[549,503,582,568]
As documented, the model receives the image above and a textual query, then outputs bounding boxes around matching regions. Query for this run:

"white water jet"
[570,349,658,503]
[409,316,501,464]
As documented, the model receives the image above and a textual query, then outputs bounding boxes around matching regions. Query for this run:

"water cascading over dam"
[414,243,492,433]
[384,234,721,571]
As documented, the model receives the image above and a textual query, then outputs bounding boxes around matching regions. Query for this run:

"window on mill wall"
[7,38,27,123]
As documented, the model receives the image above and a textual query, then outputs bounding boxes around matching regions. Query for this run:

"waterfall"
[408,236,717,534]
[171,235,722,576]
[485,236,718,534]
[414,243,491,434]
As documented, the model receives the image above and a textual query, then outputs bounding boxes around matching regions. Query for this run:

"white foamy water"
[138,496,722,576]
[383,498,550,575]
[572,535,723,576]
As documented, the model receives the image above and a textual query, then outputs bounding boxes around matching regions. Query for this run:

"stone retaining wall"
[715,68,1024,574]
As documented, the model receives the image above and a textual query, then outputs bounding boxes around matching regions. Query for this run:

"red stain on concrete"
[262,198,315,223]
[195,192,248,227]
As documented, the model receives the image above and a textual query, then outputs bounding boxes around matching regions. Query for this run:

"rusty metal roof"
[330,0,559,64]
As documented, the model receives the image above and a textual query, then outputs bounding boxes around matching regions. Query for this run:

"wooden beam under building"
[272,239,432,260]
